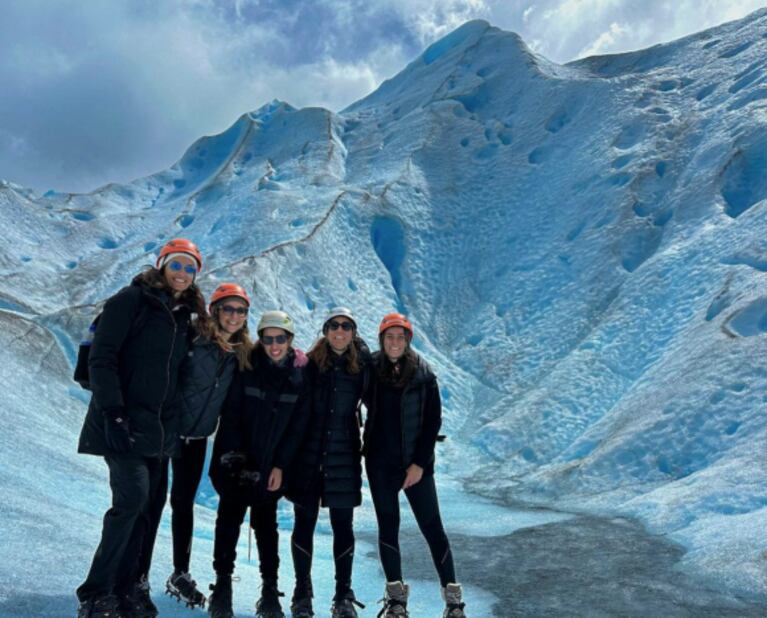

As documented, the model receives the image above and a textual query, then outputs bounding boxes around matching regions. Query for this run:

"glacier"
[1,8,767,617]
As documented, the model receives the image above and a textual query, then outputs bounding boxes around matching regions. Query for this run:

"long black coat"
[209,346,310,505]
[362,351,442,475]
[287,340,371,509]
[78,278,193,458]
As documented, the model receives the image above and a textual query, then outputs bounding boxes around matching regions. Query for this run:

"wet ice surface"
[392,514,767,617]
[2,455,767,617]
[357,479,767,617]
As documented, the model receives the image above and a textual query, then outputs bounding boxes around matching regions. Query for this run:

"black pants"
[366,465,456,588]
[291,501,355,598]
[213,493,280,581]
[77,455,167,601]
[169,438,208,572]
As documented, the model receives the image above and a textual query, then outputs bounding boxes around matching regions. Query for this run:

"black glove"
[103,408,134,453]
[238,469,262,488]
[219,451,247,476]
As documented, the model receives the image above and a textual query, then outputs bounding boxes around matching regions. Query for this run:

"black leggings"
[213,494,280,581]
[367,466,456,587]
[291,501,355,597]
[169,438,208,572]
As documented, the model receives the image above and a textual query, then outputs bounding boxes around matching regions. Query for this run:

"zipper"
[157,297,178,459]
[400,383,409,468]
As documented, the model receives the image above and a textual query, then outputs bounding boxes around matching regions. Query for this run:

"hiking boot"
[376,581,409,617]
[255,578,285,617]
[166,570,207,608]
[442,583,467,618]
[208,575,234,618]
[331,589,365,618]
[79,594,123,618]
[289,595,314,617]
[121,576,158,618]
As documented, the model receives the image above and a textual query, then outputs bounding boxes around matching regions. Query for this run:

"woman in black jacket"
[208,310,310,618]
[76,238,206,618]
[364,313,466,618]
[160,282,253,608]
[287,307,370,618]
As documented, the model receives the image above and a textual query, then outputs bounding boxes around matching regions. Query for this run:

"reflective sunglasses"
[220,305,248,316]
[167,260,197,275]
[261,334,289,345]
[328,320,354,331]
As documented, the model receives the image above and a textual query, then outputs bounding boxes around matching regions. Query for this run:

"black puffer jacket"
[78,278,193,458]
[363,351,442,475]
[172,336,237,439]
[288,340,371,508]
[209,346,310,505]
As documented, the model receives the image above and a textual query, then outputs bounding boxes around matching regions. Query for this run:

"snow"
[1,7,767,616]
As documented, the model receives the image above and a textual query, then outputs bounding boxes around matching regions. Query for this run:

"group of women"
[75,238,467,618]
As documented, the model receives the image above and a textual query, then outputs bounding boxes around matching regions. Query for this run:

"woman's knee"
[169,487,196,512]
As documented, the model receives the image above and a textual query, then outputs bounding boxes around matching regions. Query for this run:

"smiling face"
[382,326,409,362]
[326,317,354,354]
[162,254,196,294]
[216,298,248,339]
[261,327,291,363]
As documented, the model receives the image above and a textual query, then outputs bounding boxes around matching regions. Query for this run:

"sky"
[1,0,765,194]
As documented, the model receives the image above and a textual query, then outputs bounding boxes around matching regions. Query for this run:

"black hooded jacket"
[287,339,371,508]
[209,346,310,504]
[362,351,442,475]
[78,277,194,458]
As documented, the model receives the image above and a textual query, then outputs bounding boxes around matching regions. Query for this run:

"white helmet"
[257,310,295,335]
[323,306,357,333]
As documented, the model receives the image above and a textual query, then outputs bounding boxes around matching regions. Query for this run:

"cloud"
[577,21,631,58]
[0,0,419,192]
[493,0,767,61]
[0,0,764,193]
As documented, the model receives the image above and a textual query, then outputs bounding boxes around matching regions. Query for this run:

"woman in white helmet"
[286,307,371,618]
[208,310,310,618]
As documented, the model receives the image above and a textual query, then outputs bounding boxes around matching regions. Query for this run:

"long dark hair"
[376,337,417,388]
[135,267,207,317]
[308,336,361,374]
[197,303,254,370]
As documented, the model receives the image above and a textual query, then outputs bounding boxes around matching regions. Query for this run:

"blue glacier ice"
[1,8,767,616]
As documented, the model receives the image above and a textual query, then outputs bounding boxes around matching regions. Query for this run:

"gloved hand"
[293,348,308,368]
[219,451,247,476]
[238,469,262,488]
[103,408,134,453]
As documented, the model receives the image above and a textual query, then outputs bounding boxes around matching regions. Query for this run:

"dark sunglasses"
[167,260,197,275]
[328,320,354,331]
[220,305,248,316]
[261,334,289,345]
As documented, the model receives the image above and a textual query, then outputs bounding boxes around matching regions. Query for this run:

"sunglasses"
[328,320,354,331]
[167,260,197,275]
[220,305,248,316]
[261,334,289,345]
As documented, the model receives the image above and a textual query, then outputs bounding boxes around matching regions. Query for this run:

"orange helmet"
[378,312,413,339]
[209,283,250,312]
[156,238,203,271]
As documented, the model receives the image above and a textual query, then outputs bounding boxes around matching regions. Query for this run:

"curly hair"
[200,303,254,370]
